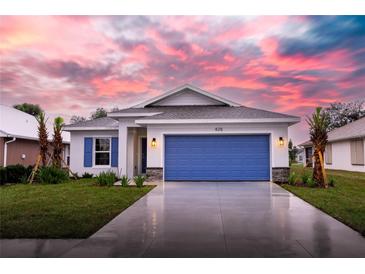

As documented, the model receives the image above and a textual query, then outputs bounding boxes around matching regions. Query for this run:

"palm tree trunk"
[313,148,326,187]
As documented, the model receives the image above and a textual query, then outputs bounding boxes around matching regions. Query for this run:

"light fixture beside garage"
[151,138,157,148]
[279,137,284,146]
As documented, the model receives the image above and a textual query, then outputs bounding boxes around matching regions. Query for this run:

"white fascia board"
[63,127,119,131]
[0,132,70,144]
[132,84,240,108]
[107,112,162,118]
[135,117,301,125]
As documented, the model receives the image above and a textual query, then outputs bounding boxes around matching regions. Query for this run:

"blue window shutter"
[111,137,118,167]
[84,137,93,167]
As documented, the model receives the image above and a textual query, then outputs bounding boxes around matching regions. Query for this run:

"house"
[300,117,365,172]
[300,140,314,167]
[295,148,304,163]
[64,84,300,182]
[0,105,70,167]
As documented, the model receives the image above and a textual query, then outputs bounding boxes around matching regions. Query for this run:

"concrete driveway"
[2,182,364,257]
[61,181,365,258]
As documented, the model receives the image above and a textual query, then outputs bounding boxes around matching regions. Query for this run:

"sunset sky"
[0,16,364,144]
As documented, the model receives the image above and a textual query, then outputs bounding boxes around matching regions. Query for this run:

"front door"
[141,137,147,174]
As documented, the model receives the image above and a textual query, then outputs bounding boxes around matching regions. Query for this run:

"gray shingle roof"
[299,117,365,146]
[110,106,299,120]
[328,117,365,142]
[64,117,118,129]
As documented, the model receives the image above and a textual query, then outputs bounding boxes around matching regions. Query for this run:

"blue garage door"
[164,135,270,181]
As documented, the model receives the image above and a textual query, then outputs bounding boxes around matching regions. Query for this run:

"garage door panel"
[164,135,270,181]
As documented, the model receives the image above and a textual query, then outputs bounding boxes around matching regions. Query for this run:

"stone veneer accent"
[146,167,163,182]
[272,167,290,184]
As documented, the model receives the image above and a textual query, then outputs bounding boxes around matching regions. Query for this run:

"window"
[325,144,332,164]
[351,139,364,165]
[95,138,111,166]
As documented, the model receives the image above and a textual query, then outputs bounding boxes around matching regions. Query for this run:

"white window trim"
[93,137,111,168]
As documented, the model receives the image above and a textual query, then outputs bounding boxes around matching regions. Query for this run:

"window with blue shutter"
[84,137,93,167]
[111,137,118,167]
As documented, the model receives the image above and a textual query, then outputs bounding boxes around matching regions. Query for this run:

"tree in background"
[52,117,64,168]
[90,108,107,119]
[14,103,43,117]
[288,139,299,164]
[324,100,365,131]
[70,115,86,124]
[306,107,329,188]
[36,112,49,166]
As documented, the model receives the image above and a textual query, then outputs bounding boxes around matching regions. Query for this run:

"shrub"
[134,175,146,188]
[0,167,7,185]
[288,172,297,185]
[38,166,69,184]
[82,172,94,179]
[120,175,130,187]
[96,171,117,186]
[329,177,335,187]
[301,172,310,185]
[307,177,318,188]
[4,164,32,184]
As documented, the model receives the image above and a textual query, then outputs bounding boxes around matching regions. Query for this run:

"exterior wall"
[324,138,365,172]
[0,137,4,166]
[151,89,225,106]
[0,138,70,167]
[70,130,119,176]
[146,123,289,181]
[1,138,39,166]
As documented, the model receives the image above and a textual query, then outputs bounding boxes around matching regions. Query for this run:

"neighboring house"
[300,140,314,167]
[64,84,300,182]
[300,117,365,172]
[0,105,70,167]
[295,148,304,163]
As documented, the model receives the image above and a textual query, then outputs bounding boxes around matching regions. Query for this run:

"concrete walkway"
[2,182,365,257]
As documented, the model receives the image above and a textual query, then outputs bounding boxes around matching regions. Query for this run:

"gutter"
[4,137,16,167]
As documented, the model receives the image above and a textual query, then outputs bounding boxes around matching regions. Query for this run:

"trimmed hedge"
[0,164,33,185]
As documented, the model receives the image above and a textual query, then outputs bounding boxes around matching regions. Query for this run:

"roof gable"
[133,84,240,108]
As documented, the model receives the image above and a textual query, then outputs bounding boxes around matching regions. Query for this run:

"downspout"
[4,137,16,167]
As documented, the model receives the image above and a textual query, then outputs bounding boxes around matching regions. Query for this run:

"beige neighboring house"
[0,105,70,167]
[300,117,365,172]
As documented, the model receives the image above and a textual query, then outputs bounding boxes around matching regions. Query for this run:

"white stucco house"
[300,117,365,172]
[64,84,300,182]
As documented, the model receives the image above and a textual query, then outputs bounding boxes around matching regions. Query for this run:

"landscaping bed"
[0,179,154,238]
[282,165,365,236]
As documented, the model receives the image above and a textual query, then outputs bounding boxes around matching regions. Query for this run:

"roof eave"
[64,127,118,131]
[107,112,162,118]
[135,117,301,125]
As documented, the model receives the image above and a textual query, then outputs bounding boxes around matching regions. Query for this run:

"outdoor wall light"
[151,138,157,148]
[279,137,284,146]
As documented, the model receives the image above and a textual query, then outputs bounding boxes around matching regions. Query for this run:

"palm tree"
[52,116,64,168]
[306,107,329,188]
[36,112,48,166]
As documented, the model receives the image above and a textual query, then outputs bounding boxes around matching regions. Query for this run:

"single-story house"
[64,84,300,182]
[0,105,70,167]
[295,148,304,163]
[300,117,365,172]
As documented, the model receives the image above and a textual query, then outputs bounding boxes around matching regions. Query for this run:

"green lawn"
[282,165,365,236]
[0,179,154,238]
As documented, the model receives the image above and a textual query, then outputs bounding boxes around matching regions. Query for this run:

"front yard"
[0,179,154,238]
[283,165,365,236]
